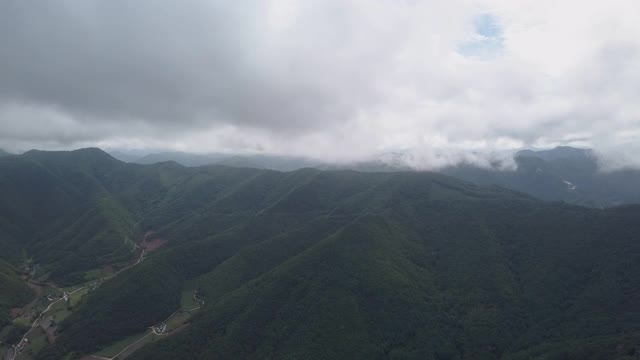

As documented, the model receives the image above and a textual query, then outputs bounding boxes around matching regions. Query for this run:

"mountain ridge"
[11,146,640,209]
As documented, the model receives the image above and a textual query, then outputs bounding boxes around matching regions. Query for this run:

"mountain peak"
[21,148,121,170]
[71,147,116,158]
[23,147,113,157]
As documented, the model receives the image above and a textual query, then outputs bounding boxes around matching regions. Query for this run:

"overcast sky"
[1,0,639,166]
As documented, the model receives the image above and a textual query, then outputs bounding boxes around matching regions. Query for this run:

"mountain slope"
[0,260,34,328]
[0,149,142,284]
[37,169,540,358]
[129,199,640,360]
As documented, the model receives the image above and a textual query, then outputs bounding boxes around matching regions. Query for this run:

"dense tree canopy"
[1,149,639,359]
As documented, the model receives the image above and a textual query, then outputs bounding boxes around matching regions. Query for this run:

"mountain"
[0,149,142,284]
[132,205,640,360]
[124,196,640,360]
[132,151,319,171]
[123,147,640,208]
[0,148,634,360]
[320,147,640,208]
[132,151,229,166]
[215,154,320,171]
[0,148,13,157]
[442,147,640,208]
[516,146,594,162]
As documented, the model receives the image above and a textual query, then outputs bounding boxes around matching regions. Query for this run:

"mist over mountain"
[108,150,150,163]
[106,146,640,208]
[442,147,640,208]
[516,146,593,162]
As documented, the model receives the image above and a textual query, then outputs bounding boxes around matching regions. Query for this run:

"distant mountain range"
[515,146,593,162]
[441,147,640,208]
[107,146,640,208]
[129,151,320,171]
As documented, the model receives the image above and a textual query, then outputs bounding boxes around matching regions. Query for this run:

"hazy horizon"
[6,145,639,173]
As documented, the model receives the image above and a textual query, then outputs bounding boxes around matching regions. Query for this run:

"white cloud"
[0,0,639,167]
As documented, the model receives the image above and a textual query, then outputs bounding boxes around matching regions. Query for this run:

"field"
[46,300,72,324]
[165,312,191,329]
[82,269,108,282]
[94,330,148,357]
[12,315,32,328]
[179,288,199,311]
[68,288,89,308]
[93,331,160,359]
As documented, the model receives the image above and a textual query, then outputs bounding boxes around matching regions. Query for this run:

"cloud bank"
[1,0,639,166]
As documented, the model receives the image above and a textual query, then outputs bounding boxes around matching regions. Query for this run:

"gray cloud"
[0,1,379,133]
[0,0,639,167]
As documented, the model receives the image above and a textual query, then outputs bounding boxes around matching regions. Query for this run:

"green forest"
[0,149,639,360]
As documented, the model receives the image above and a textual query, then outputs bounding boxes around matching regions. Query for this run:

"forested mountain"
[0,149,639,360]
[442,147,640,208]
[111,147,640,208]
[515,146,593,162]
[0,148,13,157]
[130,151,319,171]
[0,149,141,284]
[130,203,640,360]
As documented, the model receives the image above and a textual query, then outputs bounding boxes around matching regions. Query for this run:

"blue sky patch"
[458,13,504,58]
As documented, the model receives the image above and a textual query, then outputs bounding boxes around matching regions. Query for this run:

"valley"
[3,227,199,360]
[5,233,159,360]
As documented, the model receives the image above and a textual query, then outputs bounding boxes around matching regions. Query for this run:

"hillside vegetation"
[0,260,33,328]
[0,149,638,359]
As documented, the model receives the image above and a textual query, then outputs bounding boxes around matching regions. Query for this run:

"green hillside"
[0,149,141,284]
[128,200,640,360]
[0,149,639,359]
[0,260,34,341]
